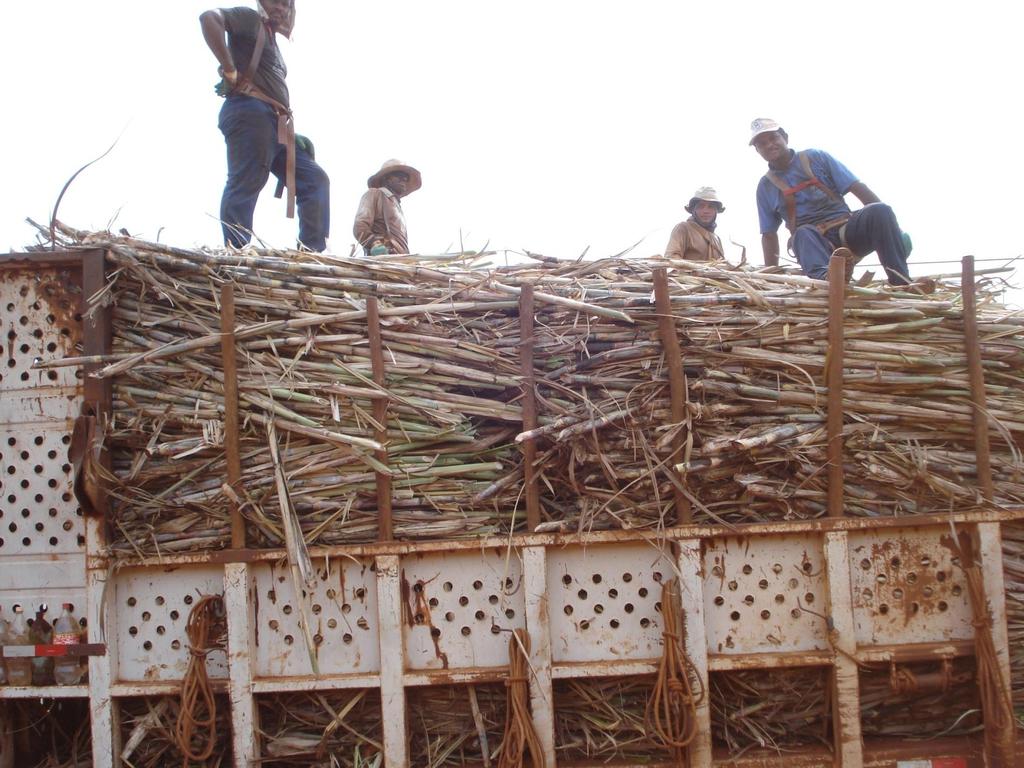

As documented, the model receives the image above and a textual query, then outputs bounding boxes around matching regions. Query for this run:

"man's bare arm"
[200,10,237,82]
[762,232,780,267]
[849,182,881,206]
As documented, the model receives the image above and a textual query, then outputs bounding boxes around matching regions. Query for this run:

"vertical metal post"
[219,284,246,549]
[961,256,1015,764]
[81,249,116,768]
[367,297,393,542]
[961,255,994,501]
[375,555,408,766]
[676,539,712,767]
[827,251,848,517]
[224,563,258,767]
[519,285,541,531]
[522,546,556,766]
[652,267,691,525]
[823,531,864,766]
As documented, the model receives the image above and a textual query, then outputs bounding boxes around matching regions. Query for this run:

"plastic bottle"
[5,605,33,686]
[30,606,54,686]
[53,604,83,686]
[0,608,9,685]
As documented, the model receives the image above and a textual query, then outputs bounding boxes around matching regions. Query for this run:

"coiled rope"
[175,594,226,766]
[497,628,544,768]
[949,529,1015,758]
[647,578,704,762]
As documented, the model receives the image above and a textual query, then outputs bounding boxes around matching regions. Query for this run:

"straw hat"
[367,160,422,194]
[685,186,725,214]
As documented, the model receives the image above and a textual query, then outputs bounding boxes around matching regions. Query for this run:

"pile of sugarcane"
[406,685,507,766]
[553,677,670,762]
[1004,521,1024,727]
[709,668,832,754]
[118,696,231,767]
[257,690,383,766]
[36,226,1024,555]
[859,658,982,739]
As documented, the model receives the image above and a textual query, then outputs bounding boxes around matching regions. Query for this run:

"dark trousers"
[218,95,330,251]
[793,203,910,285]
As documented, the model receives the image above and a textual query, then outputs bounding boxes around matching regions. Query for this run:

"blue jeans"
[792,203,910,285]
[218,95,330,251]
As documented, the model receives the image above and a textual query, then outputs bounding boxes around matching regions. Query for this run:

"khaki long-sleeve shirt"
[664,218,724,261]
[353,187,409,254]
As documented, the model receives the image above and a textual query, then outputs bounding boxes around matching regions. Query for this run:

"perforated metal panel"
[848,528,973,646]
[402,549,525,670]
[0,266,86,642]
[547,543,671,663]
[0,267,83,397]
[253,557,380,677]
[703,534,829,654]
[0,425,82,555]
[114,566,228,682]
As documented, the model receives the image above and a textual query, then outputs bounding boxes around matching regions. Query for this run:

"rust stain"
[253,585,260,648]
[403,572,449,670]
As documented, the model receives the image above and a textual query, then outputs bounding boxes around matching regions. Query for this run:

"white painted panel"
[402,548,525,670]
[0,424,83,556]
[114,565,228,682]
[848,527,973,646]
[703,534,829,654]
[547,542,672,663]
[252,556,380,677]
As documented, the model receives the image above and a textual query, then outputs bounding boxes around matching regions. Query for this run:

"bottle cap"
[63,603,73,610]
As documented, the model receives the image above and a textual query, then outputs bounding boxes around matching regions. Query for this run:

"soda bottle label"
[54,632,79,645]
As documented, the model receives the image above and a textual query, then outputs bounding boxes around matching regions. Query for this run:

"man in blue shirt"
[750,118,910,285]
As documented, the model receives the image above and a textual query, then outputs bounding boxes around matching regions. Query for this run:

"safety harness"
[764,150,848,242]
[234,19,297,219]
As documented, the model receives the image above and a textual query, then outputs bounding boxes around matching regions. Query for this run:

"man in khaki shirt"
[664,186,726,262]
[353,159,421,255]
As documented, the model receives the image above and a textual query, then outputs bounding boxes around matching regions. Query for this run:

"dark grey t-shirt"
[222,7,289,108]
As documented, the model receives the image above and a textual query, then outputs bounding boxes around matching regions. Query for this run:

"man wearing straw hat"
[200,0,331,251]
[664,186,726,262]
[353,160,422,255]
[749,118,910,285]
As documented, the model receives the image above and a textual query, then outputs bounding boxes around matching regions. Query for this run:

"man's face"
[384,172,410,198]
[261,0,290,28]
[693,200,718,226]
[752,130,789,164]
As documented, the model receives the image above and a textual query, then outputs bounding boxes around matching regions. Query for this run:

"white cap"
[749,117,783,145]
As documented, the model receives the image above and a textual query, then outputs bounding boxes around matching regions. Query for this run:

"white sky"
[3,1,1022,293]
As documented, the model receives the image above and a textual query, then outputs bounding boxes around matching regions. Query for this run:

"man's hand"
[294,134,315,159]
[215,66,238,97]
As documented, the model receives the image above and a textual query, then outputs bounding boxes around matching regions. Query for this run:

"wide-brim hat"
[685,186,725,214]
[367,160,422,194]
[749,117,783,145]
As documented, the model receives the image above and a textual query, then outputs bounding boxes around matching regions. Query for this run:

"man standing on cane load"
[353,160,422,256]
[749,118,910,285]
[200,0,330,251]
[664,186,726,262]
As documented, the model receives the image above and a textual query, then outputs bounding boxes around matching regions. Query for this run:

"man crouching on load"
[750,118,911,285]
[664,186,726,262]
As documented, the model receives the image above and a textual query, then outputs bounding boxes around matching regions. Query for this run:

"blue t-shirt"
[756,149,858,234]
